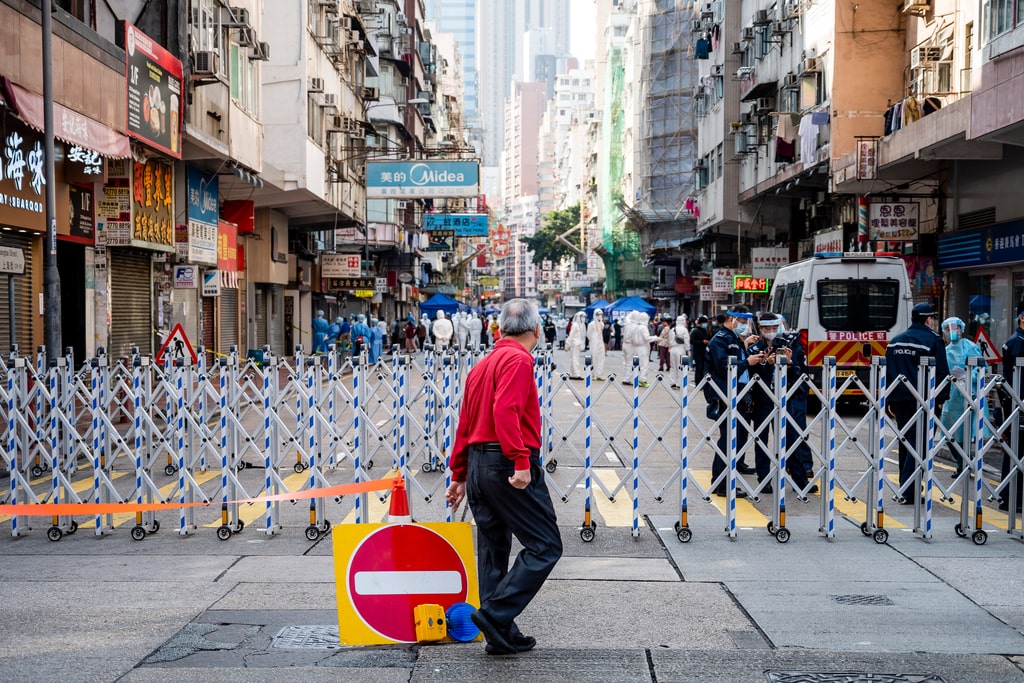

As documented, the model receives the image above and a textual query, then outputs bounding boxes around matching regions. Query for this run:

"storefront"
[938,220,1024,358]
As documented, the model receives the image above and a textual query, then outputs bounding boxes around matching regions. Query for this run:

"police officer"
[997,302,1024,513]
[747,313,814,492]
[706,305,767,497]
[689,315,711,382]
[884,302,950,504]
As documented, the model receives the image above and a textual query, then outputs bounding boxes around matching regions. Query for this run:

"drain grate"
[766,674,946,683]
[827,594,895,606]
[270,625,341,650]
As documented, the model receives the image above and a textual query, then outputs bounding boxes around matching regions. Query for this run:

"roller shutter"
[0,234,35,355]
[109,251,153,358]
[269,284,285,356]
[219,288,239,356]
[202,295,215,365]
[254,286,267,349]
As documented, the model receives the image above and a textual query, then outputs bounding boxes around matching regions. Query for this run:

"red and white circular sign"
[347,524,469,642]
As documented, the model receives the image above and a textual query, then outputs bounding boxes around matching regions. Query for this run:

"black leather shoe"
[471,609,515,654]
[737,465,756,475]
[760,484,773,494]
[485,632,536,655]
[713,487,748,498]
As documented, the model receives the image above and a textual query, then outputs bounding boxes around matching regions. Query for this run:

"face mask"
[762,330,777,342]
[734,323,749,337]
[949,332,960,342]
[701,323,708,329]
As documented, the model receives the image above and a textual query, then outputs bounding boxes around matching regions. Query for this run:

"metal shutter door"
[0,234,35,354]
[270,284,285,356]
[219,288,238,356]
[108,251,153,358]
[202,295,215,365]
[254,287,267,349]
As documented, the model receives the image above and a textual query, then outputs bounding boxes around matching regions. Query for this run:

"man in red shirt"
[446,299,562,655]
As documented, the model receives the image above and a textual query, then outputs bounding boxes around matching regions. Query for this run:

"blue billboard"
[366,160,479,198]
[422,213,489,237]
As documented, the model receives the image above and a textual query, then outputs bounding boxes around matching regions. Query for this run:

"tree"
[519,204,582,267]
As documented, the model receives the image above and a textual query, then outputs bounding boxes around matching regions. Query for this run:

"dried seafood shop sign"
[124,21,183,158]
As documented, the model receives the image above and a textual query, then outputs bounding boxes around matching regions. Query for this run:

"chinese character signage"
[130,158,175,250]
[124,22,183,158]
[218,221,239,274]
[427,230,455,251]
[712,268,736,292]
[733,275,770,293]
[700,284,727,301]
[0,118,50,231]
[366,161,480,198]
[202,271,221,297]
[100,159,132,245]
[751,247,789,279]
[183,166,218,265]
[856,138,877,181]
[813,228,844,254]
[0,246,25,275]
[423,213,489,236]
[322,253,362,278]
[326,277,377,290]
[868,202,919,242]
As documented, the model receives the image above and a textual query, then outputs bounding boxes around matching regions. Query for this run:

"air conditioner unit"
[223,6,250,27]
[319,0,339,13]
[736,66,755,79]
[782,73,799,88]
[741,111,753,125]
[784,1,802,17]
[711,64,723,76]
[346,29,361,45]
[691,20,704,32]
[770,21,787,34]
[756,97,775,111]
[400,76,409,87]
[395,11,407,25]
[309,77,325,93]
[694,159,708,170]
[735,130,749,154]
[731,42,744,54]
[321,93,337,108]
[343,116,361,134]
[192,51,219,76]
[910,45,943,69]
[395,200,408,209]
[742,27,755,41]
[326,114,344,132]
[802,56,821,72]
[361,86,379,101]
[236,26,258,48]
[902,0,931,14]
[754,9,770,24]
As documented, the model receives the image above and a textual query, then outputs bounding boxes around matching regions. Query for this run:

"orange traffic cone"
[388,476,412,524]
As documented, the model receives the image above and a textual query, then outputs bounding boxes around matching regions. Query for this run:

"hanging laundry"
[902,97,920,126]
[695,37,710,60]
[810,110,829,126]
[775,114,798,163]
[711,24,721,50]
[922,96,943,116]
[798,114,818,165]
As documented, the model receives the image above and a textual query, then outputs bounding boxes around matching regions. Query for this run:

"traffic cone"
[388,476,412,524]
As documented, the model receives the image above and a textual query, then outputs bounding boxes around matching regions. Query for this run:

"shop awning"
[231,165,264,188]
[0,76,131,159]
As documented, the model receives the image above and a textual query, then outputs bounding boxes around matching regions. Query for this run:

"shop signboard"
[712,268,736,293]
[366,161,479,198]
[322,253,362,278]
[184,166,218,265]
[751,247,789,279]
[423,213,488,236]
[124,22,183,158]
[868,202,919,242]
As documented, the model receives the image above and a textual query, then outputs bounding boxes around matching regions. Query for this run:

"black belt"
[475,442,504,453]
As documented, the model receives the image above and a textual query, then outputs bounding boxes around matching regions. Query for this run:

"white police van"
[767,252,914,401]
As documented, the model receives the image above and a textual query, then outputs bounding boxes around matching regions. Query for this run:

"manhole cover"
[766,674,947,683]
[271,625,341,650]
[827,594,895,606]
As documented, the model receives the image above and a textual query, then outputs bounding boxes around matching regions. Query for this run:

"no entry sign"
[333,522,479,645]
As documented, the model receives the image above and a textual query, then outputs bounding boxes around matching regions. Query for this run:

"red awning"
[1,76,131,159]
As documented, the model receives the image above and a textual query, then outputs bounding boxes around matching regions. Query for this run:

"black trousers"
[890,401,921,496]
[466,445,562,630]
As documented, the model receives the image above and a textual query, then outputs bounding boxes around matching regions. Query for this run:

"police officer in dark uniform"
[885,302,950,503]
[706,305,767,497]
[998,302,1024,513]
[689,315,711,382]
[747,312,814,492]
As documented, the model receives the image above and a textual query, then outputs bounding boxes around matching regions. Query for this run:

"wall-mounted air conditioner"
[321,93,337,108]
[770,21,787,34]
[902,0,931,14]
[309,77,325,93]
[732,42,744,54]
[782,73,799,88]
[711,64,723,76]
[326,114,344,132]
[754,9,770,24]
[742,27,755,41]
[910,46,943,69]
[361,86,379,101]
[192,51,219,77]
[319,0,339,14]
[802,56,821,72]
[756,97,775,111]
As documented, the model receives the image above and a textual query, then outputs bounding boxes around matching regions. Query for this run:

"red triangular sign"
[973,326,1001,364]
[155,323,198,365]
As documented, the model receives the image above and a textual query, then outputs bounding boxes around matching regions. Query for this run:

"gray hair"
[499,298,541,336]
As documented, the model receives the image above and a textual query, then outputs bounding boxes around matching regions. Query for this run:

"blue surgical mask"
[735,323,749,337]
[949,331,960,342]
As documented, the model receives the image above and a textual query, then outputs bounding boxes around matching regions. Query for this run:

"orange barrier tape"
[0,477,399,517]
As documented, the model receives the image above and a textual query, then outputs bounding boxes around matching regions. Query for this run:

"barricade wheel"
[421,462,433,473]
[767,522,776,535]
[304,525,320,541]
[972,530,987,546]
[954,523,966,538]
[873,529,889,544]
[322,520,332,532]
[580,526,596,542]
[31,464,44,477]
[546,460,557,473]
[151,520,160,533]
[233,520,245,534]
[365,460,374,471]
[676,527,692,543]
[164,465,177,476]
[130,526,146,541]
[860,522,871,536]
[775,528,791,544]
[216,526,232,541]
[46,526,62,542]
[293,463,306,473]
[67,520,78,535]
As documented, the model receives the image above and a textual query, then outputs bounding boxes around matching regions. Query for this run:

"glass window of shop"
[965,271,1024,353]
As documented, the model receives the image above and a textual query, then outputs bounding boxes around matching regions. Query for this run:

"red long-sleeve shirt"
[450,338,541,481]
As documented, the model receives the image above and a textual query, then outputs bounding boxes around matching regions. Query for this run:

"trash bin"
[246,349,264,366]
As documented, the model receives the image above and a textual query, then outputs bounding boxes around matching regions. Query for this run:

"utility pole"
[42,0,61,362]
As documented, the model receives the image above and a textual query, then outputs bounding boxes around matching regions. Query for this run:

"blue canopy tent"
[583,298,611,319]
[419,293,465,318]
[604,296,657,321]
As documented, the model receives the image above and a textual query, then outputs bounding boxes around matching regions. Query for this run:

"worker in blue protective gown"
[312,310,330,354]
[368,317,383,364]
[351,314,372,359]
[939,316,986,476]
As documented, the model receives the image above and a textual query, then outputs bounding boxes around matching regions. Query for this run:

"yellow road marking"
[691,470,769,527]
[592,469,645,528]
[201,470,309,529]
[111,470,219,528]
[832,485,909,530]
[0,471,129,524]
[341,469,401,524]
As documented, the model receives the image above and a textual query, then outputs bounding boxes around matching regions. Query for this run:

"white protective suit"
[566,311,587,378]
[622,311,659,385]
[454,311,470,349]
[555,316,568,349]
[669,315,690,386]
[587,311,607,379]
[467,314,483,352]
[432,310,454,349]
[421,314,432,346]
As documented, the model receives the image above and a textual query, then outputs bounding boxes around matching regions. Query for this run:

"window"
[817,280,899,331]
[773,282,803,329]
[230,44,260,116]
[982,0,1014,41]
[190,0,223,64]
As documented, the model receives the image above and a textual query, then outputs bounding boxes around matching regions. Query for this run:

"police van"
[767,252,914,401]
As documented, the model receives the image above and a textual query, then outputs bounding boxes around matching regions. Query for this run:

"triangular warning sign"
[155,323,198,365]
[973,326,1001,365]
